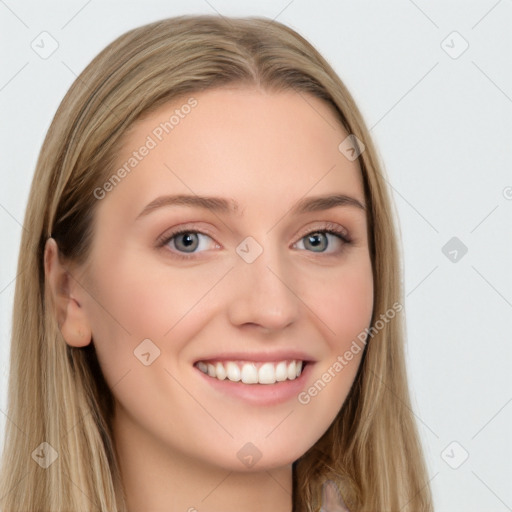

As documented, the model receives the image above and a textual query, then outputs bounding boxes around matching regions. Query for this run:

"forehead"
[96,86,365,221]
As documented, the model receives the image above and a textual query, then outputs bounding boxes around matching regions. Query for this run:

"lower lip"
[194,362,315,406]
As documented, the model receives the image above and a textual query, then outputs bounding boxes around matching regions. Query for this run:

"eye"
[157,229,219,260]
[294,223,351,254]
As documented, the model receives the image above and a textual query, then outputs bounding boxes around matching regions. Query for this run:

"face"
[73,87,373,471]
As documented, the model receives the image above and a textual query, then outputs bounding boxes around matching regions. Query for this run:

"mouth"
[193,358,314,405]
[194,359,309,385]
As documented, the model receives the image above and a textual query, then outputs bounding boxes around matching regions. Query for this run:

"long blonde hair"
[0,15,433,511]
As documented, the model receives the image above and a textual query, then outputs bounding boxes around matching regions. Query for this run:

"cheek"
[83,252,223,382]
[293,256,373,428]
[86,246,215,337]
[308,255,374,348]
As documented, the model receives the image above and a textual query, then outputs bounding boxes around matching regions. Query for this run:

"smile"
[195,359,305,384]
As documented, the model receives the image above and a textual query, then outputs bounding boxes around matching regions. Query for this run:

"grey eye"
[174,232,200,253]
[303,232,328,252]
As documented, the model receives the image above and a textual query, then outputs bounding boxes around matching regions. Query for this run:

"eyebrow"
[135,193,366,220]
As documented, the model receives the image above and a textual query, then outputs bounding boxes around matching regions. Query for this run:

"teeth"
[241,363,258,384]
[287,361,297,380]
[275,361,288,382]
[215,362,227,380]
[226,361,241,382]
[259,362,276,384]
[196,359,305,384]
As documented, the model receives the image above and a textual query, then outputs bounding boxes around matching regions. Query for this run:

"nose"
[226,241,300,334]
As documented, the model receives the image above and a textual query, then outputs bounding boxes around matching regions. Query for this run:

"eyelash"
[156,222,352,261]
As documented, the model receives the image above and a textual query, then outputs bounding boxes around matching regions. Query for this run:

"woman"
[0,15,433,512]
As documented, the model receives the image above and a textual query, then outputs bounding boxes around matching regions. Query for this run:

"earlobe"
[59,304,92,348]
[44,237,92,348]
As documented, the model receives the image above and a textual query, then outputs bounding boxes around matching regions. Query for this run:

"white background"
[1,1,511,510]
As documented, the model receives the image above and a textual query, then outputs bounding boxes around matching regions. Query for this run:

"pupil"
[178,233,197,252]
[307,233,326,251]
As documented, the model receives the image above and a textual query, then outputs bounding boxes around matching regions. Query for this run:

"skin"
[45,86,373,512]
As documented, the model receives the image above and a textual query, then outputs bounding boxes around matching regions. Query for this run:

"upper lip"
[194,350,316,364]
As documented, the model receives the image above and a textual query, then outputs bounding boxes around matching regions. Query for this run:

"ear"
[44,237,92,347]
